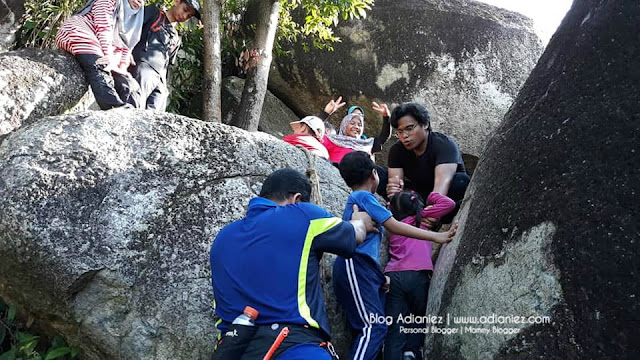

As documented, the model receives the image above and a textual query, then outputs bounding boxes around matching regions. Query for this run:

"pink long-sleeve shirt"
[384,192,455,273]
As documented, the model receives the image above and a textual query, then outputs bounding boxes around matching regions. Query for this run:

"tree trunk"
[202,0,222,122]
[230,0,281,131]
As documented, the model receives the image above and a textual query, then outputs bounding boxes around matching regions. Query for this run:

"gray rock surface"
[0,110,356,359]
[222,76,299,138]
[0,0,24,52]
[427,0,640,358]
[0,49,87,138]
[269,0,543,165]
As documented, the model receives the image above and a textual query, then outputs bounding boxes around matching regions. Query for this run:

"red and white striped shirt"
[56,0,129,66]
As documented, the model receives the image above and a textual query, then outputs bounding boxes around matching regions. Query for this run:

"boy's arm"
[422,192,456,219]
[307,204,376,257]
[383,217,456,244]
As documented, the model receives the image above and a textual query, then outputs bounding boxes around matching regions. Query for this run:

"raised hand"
[324,96,347,115]
[372,101,390,117]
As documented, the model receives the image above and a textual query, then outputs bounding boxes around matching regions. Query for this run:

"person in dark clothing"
[129,0,200,110]
[385,102,470,226]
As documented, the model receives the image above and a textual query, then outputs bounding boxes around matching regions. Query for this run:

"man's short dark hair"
[339,151,375,187]
[390,102,431,131]
[259,168,311,202]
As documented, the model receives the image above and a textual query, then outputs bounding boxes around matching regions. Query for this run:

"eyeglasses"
[395,124,418,138]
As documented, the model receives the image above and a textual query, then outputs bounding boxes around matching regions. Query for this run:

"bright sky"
[475,0,573,43]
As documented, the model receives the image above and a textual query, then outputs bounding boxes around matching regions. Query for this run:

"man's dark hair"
[390,102,431,131]
[339,151,375,187]
[259,168,311,202]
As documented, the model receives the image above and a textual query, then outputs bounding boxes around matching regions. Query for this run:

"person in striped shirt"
[56,0,145,109]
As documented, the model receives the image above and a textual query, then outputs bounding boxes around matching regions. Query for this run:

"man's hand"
[372,101,390,117]
[324,96,346,115]
[431,222,458,244]
[386,175,404,199]
[351,204,378,234]
[420,216,439,230]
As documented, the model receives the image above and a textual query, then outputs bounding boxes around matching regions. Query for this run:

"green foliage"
[167,23,204,118]
[277,0,374,53]
[15,0,374,117]
[18,0,85,48]
[0,300,80,360]
[17,0,173,49]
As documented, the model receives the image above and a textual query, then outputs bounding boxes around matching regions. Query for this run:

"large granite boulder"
[0,49,87,138]
[427,0,640,358]
[222,76,299,138]
[0,0,24,52]
[269,0,543,165]
[0,110,355,359]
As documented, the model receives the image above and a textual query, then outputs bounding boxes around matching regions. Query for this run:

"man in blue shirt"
[210,168,377,359]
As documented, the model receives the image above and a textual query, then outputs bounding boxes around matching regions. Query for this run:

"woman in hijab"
[56,0,145,109]
[322,101,392,164]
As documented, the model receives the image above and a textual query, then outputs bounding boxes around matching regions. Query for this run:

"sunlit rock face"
[0,49,87,138]
[269,0,543,168]
[0,110,355,359]
[427,0,640,358]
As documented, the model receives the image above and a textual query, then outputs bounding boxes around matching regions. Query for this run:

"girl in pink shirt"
[383,190,455,360]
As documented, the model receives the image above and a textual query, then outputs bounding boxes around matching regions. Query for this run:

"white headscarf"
[326,113,375,154]
[114,0,145,49]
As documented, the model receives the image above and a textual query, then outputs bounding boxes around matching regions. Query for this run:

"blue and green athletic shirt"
[342,190,393,264]
[210,197,357,338]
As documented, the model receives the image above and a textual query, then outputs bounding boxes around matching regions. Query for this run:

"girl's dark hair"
[389,191,425,227]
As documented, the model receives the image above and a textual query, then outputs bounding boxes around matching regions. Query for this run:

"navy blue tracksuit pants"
[333,253,387,360]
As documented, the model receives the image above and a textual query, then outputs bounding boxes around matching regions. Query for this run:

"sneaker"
[403,351,416,360]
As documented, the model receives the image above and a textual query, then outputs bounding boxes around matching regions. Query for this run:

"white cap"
[289,116,325,138]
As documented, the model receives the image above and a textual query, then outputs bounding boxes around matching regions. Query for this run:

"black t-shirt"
[387,131,466,200]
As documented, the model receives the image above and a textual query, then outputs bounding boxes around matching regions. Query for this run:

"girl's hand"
[372,101,390,117]
[324,96,346,115]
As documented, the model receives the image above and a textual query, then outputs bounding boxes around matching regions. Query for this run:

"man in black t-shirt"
[386,102,470,225]
[129,0,200,110]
